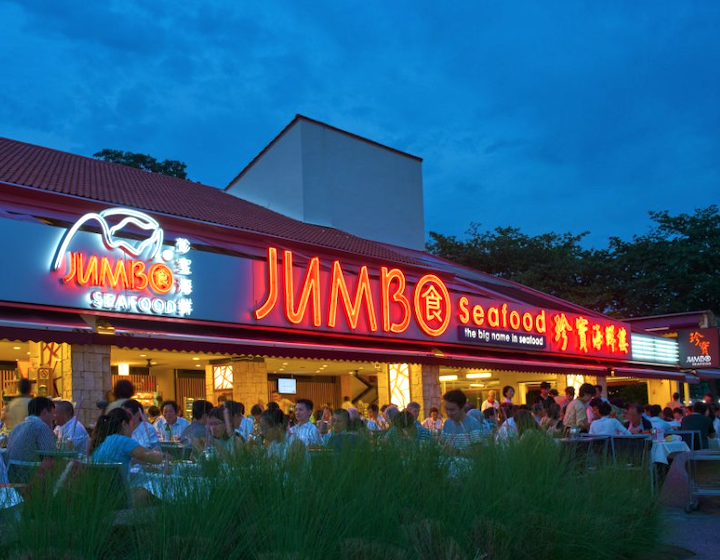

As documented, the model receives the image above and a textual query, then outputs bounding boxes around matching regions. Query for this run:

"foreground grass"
[1,435,660,560]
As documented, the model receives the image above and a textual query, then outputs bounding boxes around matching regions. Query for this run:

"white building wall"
[226,123,304,220]
[226,117,425,251]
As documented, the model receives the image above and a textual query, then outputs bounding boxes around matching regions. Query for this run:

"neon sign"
[253,247,631,359]
[51,208,194,317]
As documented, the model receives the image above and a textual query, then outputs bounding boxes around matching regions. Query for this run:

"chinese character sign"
[678,328,719,368]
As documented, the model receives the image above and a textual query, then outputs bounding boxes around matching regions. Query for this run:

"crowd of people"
[2,378,719,488]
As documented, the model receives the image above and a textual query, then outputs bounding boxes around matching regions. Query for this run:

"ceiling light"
[192,357,200,361]
[12,346,21,350]
[26,352,31,355]
[466,372,492,379]
[470,383,485,388]
[439,375,458,382]
[195,364,201,367]
[282,362,288,366]
[140,354,147,358]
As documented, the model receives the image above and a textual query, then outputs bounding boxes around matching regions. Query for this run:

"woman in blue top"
[90,408,163,479]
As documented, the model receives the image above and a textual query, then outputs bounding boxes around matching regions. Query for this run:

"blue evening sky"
[1,1,718,247]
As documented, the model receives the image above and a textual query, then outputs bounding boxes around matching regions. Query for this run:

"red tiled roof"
[0,136,423,265]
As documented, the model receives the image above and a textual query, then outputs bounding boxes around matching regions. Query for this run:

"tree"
[427,206,720,319]
[426,224,614,312]
[608,206,720,317]
[93,149,189,180]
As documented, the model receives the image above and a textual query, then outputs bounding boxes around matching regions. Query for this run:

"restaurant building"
[0,116,691,425]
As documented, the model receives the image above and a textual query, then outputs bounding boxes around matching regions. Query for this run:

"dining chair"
[674,430,700,451]
[610,435,653,493]
[7,460,42,485]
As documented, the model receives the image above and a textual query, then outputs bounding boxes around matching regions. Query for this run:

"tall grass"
[1,436,661,560]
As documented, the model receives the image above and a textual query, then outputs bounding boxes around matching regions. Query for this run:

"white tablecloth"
[651,440,690,465]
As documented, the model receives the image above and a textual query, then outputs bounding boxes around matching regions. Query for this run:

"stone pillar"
[409,363,424,413]
[419,364,441,418]
[205,365,215,405]
[232,359,268,410]
[376,364,390,407]
[70,344,112,427]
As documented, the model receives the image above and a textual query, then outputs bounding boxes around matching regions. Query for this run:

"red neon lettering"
[575,316,589,353]
[522,312,533,332]
[380,267,410,333]
[472,304,485,326]
[458,297,470,324]
[328,261,378,331]
[255,247,279,321]
[148,263,173,294]
[100,257,129,290]
[284,251,321,327]
[76,254,99,286]
[509,310,520,330]
[488,306,500,328]
[130,260,148,290]
[413,275,450,337]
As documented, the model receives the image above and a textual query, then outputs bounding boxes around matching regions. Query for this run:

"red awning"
[612,366,689,382]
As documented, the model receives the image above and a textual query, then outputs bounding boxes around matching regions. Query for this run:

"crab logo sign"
[51,208,194,317]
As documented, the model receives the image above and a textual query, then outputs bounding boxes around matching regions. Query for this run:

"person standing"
[288,398,322,446]
[481,390,500,412]
[535,382,554,409]
[3,377,32,431]
[681,402,715,450]
[563,383,595,433]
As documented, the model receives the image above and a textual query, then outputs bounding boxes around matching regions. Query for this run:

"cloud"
[0,0,718,248]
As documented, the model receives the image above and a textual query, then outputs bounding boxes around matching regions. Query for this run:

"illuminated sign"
[51,208,194,317]
[252,247,631,359]
[678,328,719,369]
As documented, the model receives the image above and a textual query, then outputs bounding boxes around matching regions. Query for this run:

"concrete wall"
[226,123,304,219]
[227,118,425,251]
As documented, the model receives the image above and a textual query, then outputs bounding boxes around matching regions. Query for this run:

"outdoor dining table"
[650,438,690,465]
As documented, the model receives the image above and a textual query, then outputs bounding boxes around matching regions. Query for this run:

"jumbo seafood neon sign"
[253,247,631,359]
[51,208,193,317]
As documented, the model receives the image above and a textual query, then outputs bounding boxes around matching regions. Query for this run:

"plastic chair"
[7,460,42,485]
[54,461,131,510]
[560,436,610,475]
[674,430,700,451]
[611,435,653,493]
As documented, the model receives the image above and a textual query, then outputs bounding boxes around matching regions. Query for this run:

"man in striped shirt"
[440,389,482,452]
[288,398,322,447]
[7,396,56,462]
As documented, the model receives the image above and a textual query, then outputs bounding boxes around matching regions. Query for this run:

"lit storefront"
[0,130,690,426]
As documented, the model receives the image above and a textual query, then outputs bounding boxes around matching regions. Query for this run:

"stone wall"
[232,360,268,409]
[418,364,441,419]
[70,344,112,426]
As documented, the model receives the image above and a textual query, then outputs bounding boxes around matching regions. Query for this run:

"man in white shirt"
[589,402,630,436]
[223,400,254,441]
[288,398,322,446]
[154,400,190,441]
[122,399,160,450]
[53,400,89,454]
[647,404,674,434]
